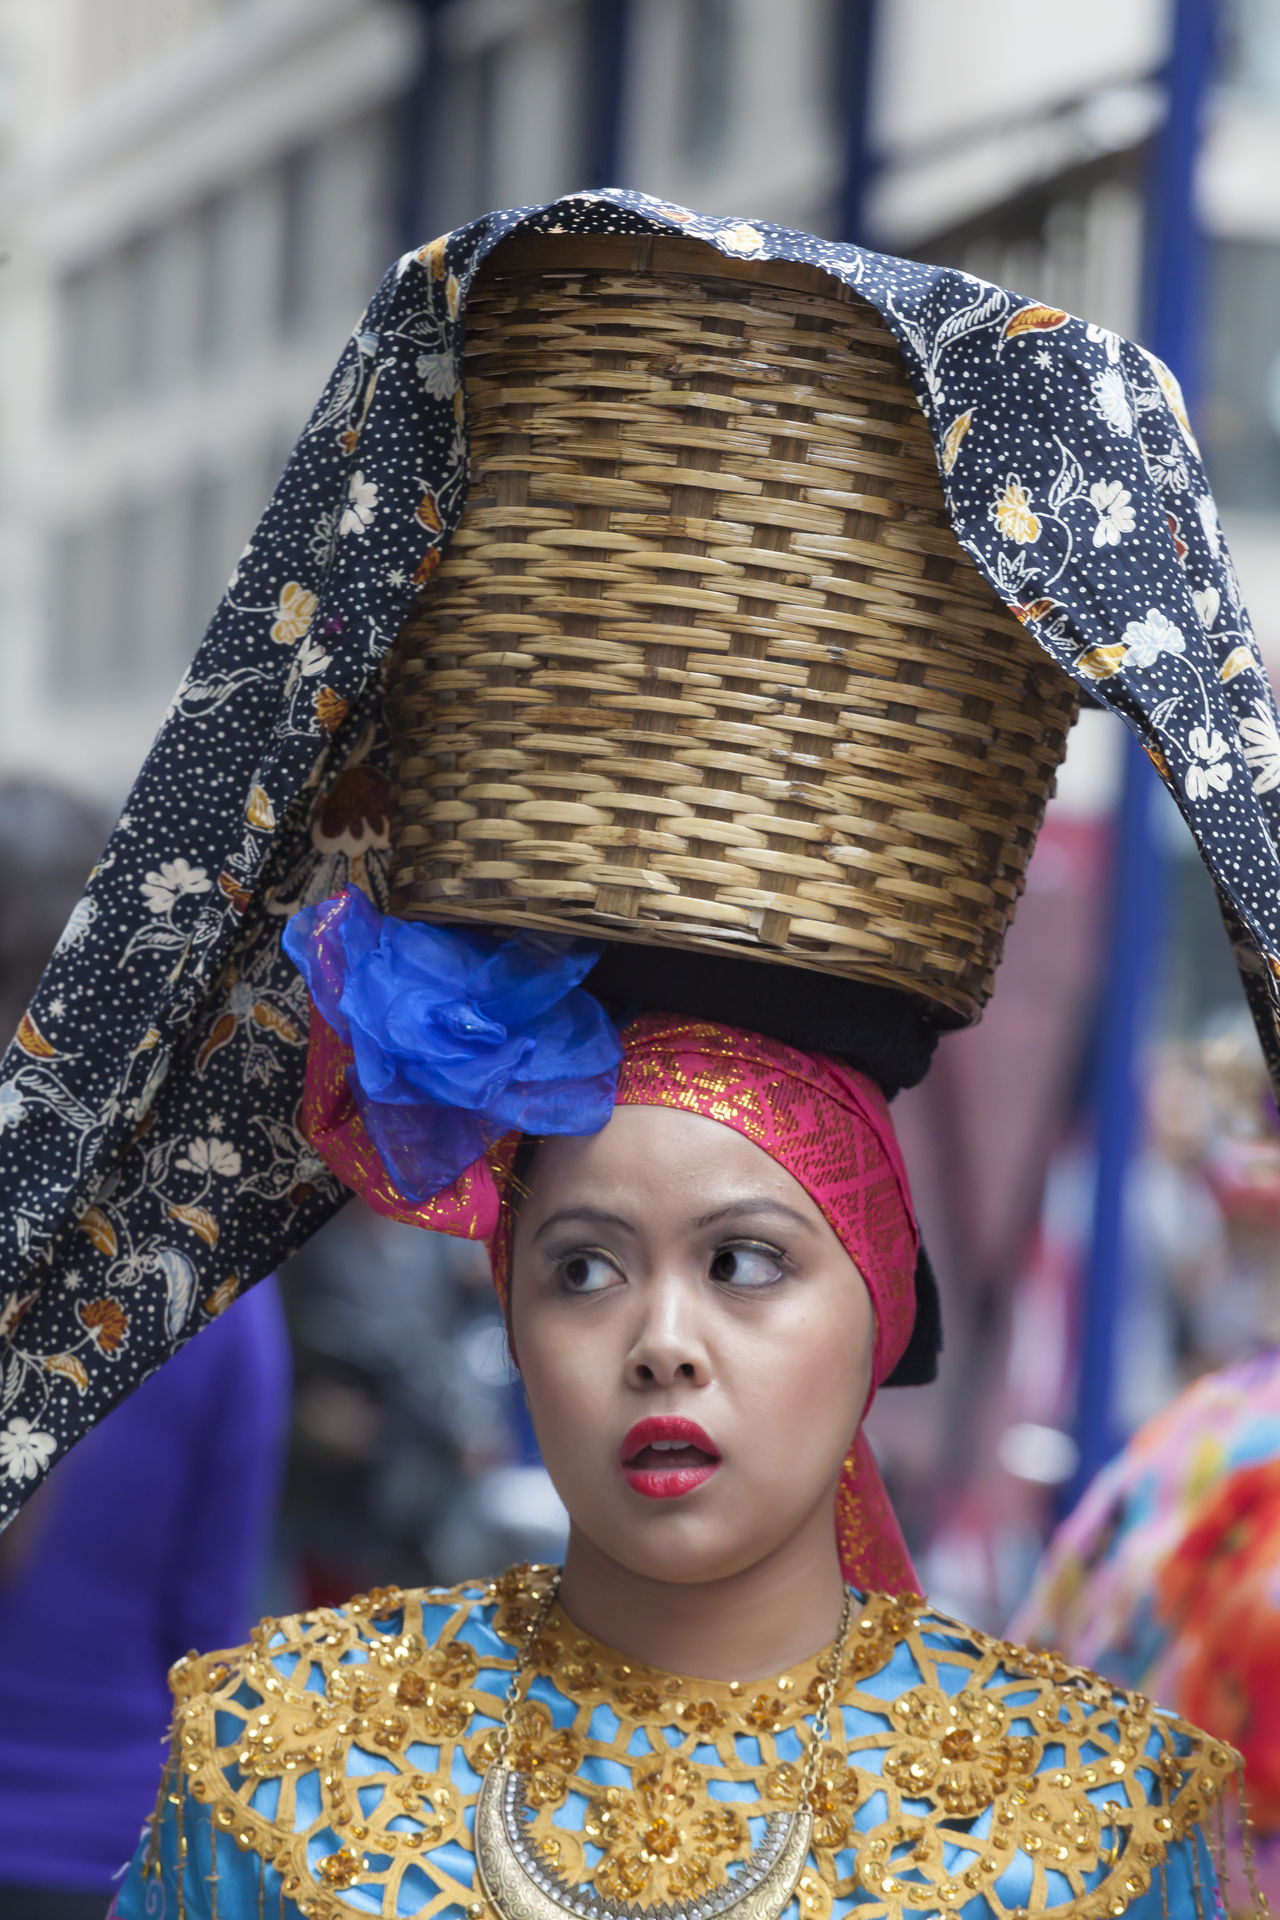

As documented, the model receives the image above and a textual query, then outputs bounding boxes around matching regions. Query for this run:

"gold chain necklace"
[475,1575,854,1920]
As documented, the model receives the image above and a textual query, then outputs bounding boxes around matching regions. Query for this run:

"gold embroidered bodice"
[131,1564,1242,1920]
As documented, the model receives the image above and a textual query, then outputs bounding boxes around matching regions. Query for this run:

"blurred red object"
[1157,1455,1280,1828]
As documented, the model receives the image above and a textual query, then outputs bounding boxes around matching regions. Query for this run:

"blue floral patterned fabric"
[1,188,1277,1523]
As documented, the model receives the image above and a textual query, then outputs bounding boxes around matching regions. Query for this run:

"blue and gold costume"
[113,1565,1232,1920]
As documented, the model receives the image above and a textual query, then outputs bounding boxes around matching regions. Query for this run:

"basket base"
[391,893,973,1032]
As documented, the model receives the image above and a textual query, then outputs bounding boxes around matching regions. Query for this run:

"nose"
[624,1272,711,1389]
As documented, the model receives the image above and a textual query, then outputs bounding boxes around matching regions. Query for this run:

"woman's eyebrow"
[532,1206,637,1243]
[693,1199,817,1234]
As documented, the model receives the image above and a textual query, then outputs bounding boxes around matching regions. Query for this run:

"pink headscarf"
[301,1005,921,1594]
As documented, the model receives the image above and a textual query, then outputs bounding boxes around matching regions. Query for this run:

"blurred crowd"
[1122,1023,1280,1425]
[275,1203,567,1610]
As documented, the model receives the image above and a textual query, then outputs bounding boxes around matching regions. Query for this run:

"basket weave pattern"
[388,236,1077,1022]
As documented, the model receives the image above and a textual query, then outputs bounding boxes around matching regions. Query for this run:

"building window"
[57,267,97,421]
[279,147,314,337]
[1222,0,1280,107]
[48,522,99,692]
[1206,238,1280,512]
[196,189,243,365]
[185,468,231,651]
[681,0,734,165]
[56,251,133,423]
[48,501,143,695]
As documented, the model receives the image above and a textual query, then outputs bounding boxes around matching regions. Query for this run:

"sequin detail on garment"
[137,1564,1244,1920]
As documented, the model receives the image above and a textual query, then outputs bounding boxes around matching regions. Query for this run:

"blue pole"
[1143,0,1217,411]
[585,0,632,189]
[838,0,879,246]
[1066,0,1216,1502]
[395,0,444,252]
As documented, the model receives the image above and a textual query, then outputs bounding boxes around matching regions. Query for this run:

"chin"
[575,1495,789,1587]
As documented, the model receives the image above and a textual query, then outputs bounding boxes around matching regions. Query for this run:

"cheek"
[733,1286,874,1453]
[511,1308,607,1457]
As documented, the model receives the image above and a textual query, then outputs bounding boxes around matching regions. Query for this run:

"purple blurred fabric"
[0,1279,290,1896]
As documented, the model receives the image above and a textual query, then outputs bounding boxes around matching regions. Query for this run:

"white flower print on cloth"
[1145,445,1189,493]
[0,1417,56,1483]
[1122,609,1187,670]
[1090,480,1136,548]
[1092,365,1134,436]
[1186,727,1233,799]
[1239,700,1280,795]
[55,896,97,952]
[176,1137,243,1178]
[293,635,332,681]
[3,187,1280,1530]
[1192,585,1221,632]
[339,471,378,537]
[140,859,212,915]
[416,351,457,399]
[1196,493,1221,556]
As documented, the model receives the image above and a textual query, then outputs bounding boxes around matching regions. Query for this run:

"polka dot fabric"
[0,190,1275,1524]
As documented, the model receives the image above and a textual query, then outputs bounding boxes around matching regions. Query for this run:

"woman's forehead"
[526,1103,824,1212]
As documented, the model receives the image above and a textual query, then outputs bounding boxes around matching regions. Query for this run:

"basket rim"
[476,230,867,305]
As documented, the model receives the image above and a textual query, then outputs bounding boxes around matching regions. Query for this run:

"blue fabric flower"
[283,889,621,1201]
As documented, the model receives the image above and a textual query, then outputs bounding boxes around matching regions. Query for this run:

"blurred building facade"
[4,0,1280,800]
[0,0,421,799]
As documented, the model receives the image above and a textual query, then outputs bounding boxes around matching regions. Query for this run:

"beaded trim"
[142,1565,1246,1920]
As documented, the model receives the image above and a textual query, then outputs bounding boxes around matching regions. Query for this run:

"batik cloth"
[2,188,1278,1523]
[108,1564,1234,1920]
[302,1003,919,1594]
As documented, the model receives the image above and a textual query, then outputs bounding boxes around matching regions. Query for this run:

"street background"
[2,0,1279,1627]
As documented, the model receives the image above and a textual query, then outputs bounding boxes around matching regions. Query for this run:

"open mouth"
[619,1416,722,1499]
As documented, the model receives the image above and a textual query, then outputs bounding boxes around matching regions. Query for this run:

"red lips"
[619,1415,722,1499]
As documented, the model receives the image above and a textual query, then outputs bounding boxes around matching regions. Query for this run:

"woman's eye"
[558,1251,622,1294]
[709,1244,785,1288]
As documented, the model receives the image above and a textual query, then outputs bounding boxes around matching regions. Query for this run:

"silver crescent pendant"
[475,1764,815,1920]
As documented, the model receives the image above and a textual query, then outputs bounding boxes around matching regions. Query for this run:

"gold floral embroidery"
[768,1749,864,1851]
[585,1759,749,1903]
[494,1561,555,1642]
[471,1700,583,1808]
[883,1687,1038,1817]
[155,1566,1243,1920]
[678,1697,728,1735]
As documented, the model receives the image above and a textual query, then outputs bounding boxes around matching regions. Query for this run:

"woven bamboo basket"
[386,232,1078,1024]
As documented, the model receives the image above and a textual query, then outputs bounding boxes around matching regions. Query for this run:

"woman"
[1,185,1270,1920]
[109,900,1239,1920]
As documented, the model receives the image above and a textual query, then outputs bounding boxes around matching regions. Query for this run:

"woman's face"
[509,1103,875,1587]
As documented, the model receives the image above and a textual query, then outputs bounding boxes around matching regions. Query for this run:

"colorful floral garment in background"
[1014,1350,1280,1906]
[109,1563,1231,1920]
[3,190,1280,1524]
